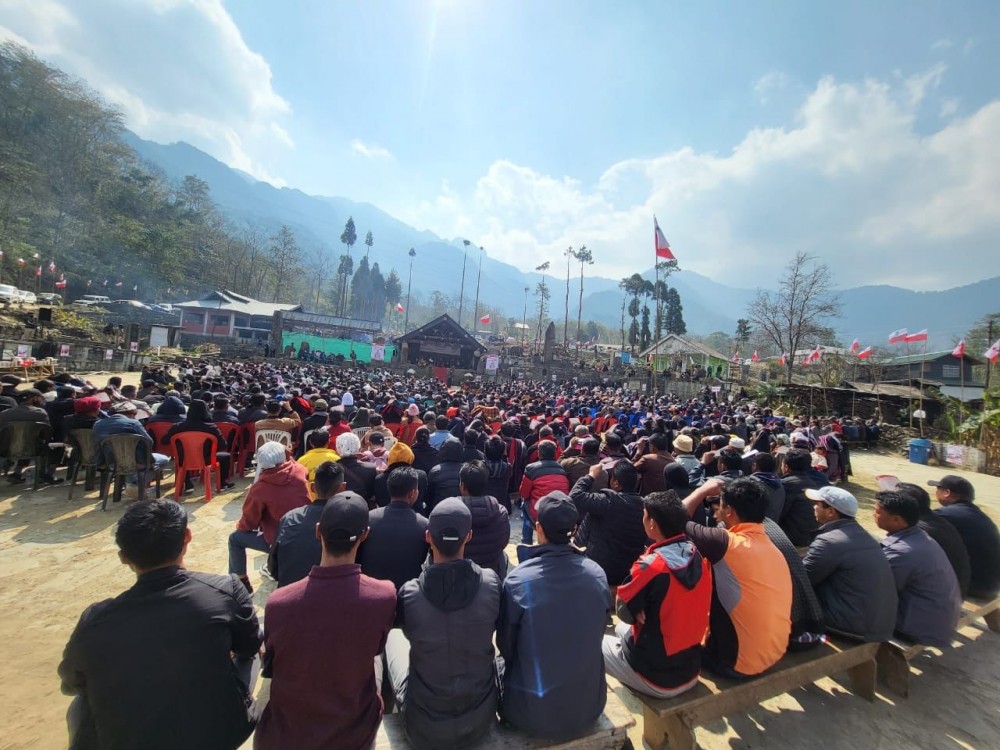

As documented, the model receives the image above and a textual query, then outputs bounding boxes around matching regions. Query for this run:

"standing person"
[603,491,712,698]
[680,478,792,678]
[875,490,962,646]
[269,463,347,587]
[358,467,430,590]
[802,486,897,641]
[255,494,396,750]
[457,460,511,577]
[633,433,674,495]
[228,442,310,593]
[385,499,501,750]
[518,440,570,544]
[59,501,261,750]
[498,492,610,741]
[570,461,648,588]
[930,475,1000,598]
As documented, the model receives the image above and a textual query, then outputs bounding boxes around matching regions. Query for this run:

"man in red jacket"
[228,441,310,592]
[518,441,569,544]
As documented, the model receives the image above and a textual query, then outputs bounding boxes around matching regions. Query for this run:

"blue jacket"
[498,544,609,741]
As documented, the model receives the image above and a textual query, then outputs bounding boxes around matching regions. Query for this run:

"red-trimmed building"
[177,290,302,341]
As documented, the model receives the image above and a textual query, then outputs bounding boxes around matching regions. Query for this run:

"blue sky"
[1,0,998,289]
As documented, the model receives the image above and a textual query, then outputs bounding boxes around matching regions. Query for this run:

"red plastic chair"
[238,423,256,476]
[171,433,222,502]
[145,421,177,460]
[214,422,241,481]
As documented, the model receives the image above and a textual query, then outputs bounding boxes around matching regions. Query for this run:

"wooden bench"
[635,637,879,750]
[877,595,1000,698]
[374,689,635,749]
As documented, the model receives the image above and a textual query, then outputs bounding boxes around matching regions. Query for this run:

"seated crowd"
[43,359,998,749]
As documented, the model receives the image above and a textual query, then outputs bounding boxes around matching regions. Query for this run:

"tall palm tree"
[534,261,550,354]
[574,245,592,355]
[458,239,470,327]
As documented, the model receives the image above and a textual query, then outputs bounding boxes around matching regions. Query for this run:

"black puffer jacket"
[411,442,439,475]
[570,475,648,586]
[484,459,511,512]
[374,462,429,512]
[427,441,463,513]
[780,472,820,546]
[462,494,511,577]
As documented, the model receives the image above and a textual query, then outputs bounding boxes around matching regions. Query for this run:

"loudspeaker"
[38,307,52,323]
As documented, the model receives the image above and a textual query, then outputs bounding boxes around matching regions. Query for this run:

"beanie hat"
[336,431,362,457]
[388,441,414,466]
[253,441,288,483]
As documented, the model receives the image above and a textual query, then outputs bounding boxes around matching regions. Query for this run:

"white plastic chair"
[352,426,371,439]
[256,429,292,450]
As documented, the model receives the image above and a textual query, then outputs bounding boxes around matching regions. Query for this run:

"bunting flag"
[904,328,928,343]
[396,303,405,313]
[132,284,138,292]
[731,351,740,363]
[86,280,92,288]
[779,352,787,366]
[751,351,759,363]
[654,216,675,260]
[850,338,860,353]
[806,345,822,364]
[48,260,55,273]
[888,328,908,344]
[479,314,491,324]
[857,346,873,359]
[951,339,966,358]
[985,340,1000,364]
[102,279,108,287]
[55,275,67,289]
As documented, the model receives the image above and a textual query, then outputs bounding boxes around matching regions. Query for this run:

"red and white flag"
[48,260,55,273]
[17,258,25,267]
[751,351,759,363]
[904,329,928,343]
[654,217,675,260]
[850,338,860,353]
[952,339,966,358]
[779,352,787,366]
[55,276,67,289]
[396,303,405,313]
[479,314,491,324]
[731,351,740,363]
[807,346,822,364]
[888,328,908,344]
[985,340,1000,364]
[35,266,41,277]
[857,346,873,360]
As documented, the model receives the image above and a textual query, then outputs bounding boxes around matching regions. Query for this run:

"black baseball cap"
[319,491,369,542]
[428,498,472,546]
[927,475,975,501]
[536,491,578,543]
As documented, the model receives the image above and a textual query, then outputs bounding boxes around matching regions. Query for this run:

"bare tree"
[305,245,329,308]
[747,252,841,385]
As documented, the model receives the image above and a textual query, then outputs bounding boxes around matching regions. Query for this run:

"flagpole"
[919,338,926,437]
[959,350,965,444]
[654,254,660,391]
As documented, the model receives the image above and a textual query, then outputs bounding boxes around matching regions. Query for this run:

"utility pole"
[522,286,529,350]
[987,318,995,392]
[404,248,415,332]
[458,240,470,328]
[473,246,483,331]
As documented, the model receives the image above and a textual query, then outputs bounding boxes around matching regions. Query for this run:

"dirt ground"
[1,377,998,749]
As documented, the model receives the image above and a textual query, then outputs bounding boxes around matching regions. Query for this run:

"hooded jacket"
[411,442,440,476]
[570,475,649,587]
[616,535,712,688]
[236,460,311,545]
[427,441,463,512]
[397,560,501,750]
[779,472,821,546]
[752,472,786,522]
[461,495,511,577]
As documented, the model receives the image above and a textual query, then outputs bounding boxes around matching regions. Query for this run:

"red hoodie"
[236,460,310,544]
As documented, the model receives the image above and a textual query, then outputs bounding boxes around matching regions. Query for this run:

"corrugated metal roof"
[845,381,928,399]
[639,333,728,361]
[887,350,981,365]
[177,290,301,316]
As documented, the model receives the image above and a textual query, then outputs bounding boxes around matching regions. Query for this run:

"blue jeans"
[228,530,270,577]
[520,507,534,544]
[126,453,171,486]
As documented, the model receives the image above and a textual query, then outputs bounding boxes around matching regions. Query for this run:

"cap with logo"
[428,497,472,546]
[805,486,858,518]
[319,491,370,543]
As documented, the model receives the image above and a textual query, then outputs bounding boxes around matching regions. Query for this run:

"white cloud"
[753,71,788,103]
[402,66,1000,291]
[0,0,292,185]
[351,139,393,160]
[931,38,953,51]
[939,98,959,118]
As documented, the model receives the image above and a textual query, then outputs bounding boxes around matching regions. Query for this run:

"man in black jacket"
[570,460,648,587]
[270,462,347,587]
[58,500,262,750]
[336,431,378,507]
[779,449,820,547]
[359,467,430,589]
[457,460,511,577]
[897,482,971,596]
[427,439,463,512]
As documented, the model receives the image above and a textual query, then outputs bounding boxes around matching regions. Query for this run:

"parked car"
[37,293,62,305]
[0,284,18,304]
[22,291,36,305]
[72,294,112,307]
[101,299,150,311]
[149,303,178,314]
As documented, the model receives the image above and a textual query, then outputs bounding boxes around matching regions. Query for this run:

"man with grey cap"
[385,497,501,750]
[802,486,898,641]
[257,491,396,750]
[498,490,610,741]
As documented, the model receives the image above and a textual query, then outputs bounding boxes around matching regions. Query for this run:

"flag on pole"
[86,279,92,288]
[102,279,108,287]
[35,266,41,277]
[17,258,25,267]
[888,328,908,344]
[654,217,675,260]
[479,314,491,324]
[396,303,405,313]
[731,351,739,363]
[132,284,138,292]
[951,339,966,358]
[55,275,67,289]
[780,352,787,366]
[806,346,822,364]
[985,340,1000,364]
[857,346,873,359]
[48,261,55,273]
[850,338,860,353]
[114,280,123,287]
[751,351,759,363]
[904,329,928,343]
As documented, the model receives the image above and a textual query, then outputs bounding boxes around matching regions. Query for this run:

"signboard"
[620,352,632,365]
[711,386,722,393]
[16,344,29,358]
[129,341,139,353]
[59,344,70,358]
[485,355,499,372]
[149,325,169,348]
[104,349,114,361]
[370,344,385,361]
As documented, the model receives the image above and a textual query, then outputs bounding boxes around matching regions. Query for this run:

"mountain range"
[125,133,998,350]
